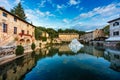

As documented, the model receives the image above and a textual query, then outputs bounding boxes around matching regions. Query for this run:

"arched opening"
[19,39,25,45]
[26,39,30,43]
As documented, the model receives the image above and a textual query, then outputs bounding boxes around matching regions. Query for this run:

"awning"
[106,36,120,41]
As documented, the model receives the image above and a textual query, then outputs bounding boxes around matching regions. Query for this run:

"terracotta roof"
[108,17,120,23]
[0,7,35,27]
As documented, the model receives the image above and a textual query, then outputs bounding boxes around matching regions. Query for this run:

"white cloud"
[56,4,67,14]
[25,8,55,26]
[26,9,54,18]
[69,0,80,6]
[38,0,54,8]
[77,3,120,19]
[57,5,62,9]
[0,0,12,10]
[70,2,120,31]
[57,4,67,9]
[39,0,47,7]
[63,19,69,24]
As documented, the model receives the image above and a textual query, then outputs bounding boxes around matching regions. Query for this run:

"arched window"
[113,22,119,26]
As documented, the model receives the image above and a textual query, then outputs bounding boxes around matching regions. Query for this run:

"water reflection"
[0,53,35,80]
[104,49,120,72]
[24,45,120,80]
[0,45,120,80]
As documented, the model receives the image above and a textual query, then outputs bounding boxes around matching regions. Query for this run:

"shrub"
[15,45,24,55]
[42,37,47,41]
[31,43,36,50]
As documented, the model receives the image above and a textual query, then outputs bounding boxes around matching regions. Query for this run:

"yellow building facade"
[0,7,35,46]
[59,33,79,42]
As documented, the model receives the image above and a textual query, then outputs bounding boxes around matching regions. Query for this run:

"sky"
[0,0,120,31]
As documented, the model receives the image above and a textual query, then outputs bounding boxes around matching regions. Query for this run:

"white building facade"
[106,18,120,41]
[106,18,120,46]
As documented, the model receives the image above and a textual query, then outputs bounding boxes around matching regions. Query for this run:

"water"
[0,45,120,80]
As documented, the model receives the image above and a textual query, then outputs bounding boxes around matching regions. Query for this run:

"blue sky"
[0,0,120,31]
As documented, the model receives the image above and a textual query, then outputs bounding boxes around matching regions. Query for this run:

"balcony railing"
[19,33,32,38]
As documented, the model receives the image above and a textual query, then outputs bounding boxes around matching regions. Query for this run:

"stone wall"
[0,8,35,46]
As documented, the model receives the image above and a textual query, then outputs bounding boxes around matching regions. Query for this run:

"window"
[2,12,7,17]
[2,23,7,33]
[113,22,119,26]
[113,31,119,36]
[27,31,29,34]
[21,30,24,34]
[14,27,17,34]
[14,17,17,22]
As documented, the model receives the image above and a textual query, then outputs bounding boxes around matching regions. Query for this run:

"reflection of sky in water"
[24,53,120,80]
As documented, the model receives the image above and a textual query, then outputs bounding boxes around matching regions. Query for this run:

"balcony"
[19,33,32,38]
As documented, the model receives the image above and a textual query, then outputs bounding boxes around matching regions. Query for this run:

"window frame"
[113,31,119,36]
[2,23,7,33]
[14,17,17,22]
[2,12,7,17]
[14,27,17,34]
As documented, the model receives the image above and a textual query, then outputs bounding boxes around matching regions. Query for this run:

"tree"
[46,28,58,39]
[15,45,24,55]
[11,2,27,20]
[103,25,110,36]
[35,27,42,40]
[31,43,36,50]
[58,29,85,36]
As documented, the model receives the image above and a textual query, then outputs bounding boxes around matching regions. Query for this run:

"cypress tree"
[11,2,27,20]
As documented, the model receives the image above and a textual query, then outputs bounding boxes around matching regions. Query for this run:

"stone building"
[106,17,120,46]
[59,33,79,42]
[42,31,49,38]
[80,31,93,43]
[80,29,105,43]
[0,7,35,46]
[93,29,105,40]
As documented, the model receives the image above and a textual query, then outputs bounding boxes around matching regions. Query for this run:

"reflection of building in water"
[80,46,104,57]
[104,49,120,72]
[59,45,71,52]
[0,54,35,80]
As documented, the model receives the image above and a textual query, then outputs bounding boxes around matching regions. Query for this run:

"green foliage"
[46,28,58,39]
[58,29,85,36]
[31,43,36,50]
[11,2,26,20]
[42,37,47,41]
[103,25,110,35]
[35,26,85,42]
[15,45,24,55]
[35,27,42,40]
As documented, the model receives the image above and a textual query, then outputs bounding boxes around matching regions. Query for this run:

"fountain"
[69,39,84,53]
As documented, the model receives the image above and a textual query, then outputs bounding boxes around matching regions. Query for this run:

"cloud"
[69,0,80,6]
[63,19,69,24]
[0,0,12,10]
[70,22,105,31]
[38,0,54,8]
[25,8,55,26]
[70,2,120,31]
[39,0,47,7]
[26,9,55,19]
[57,5,63,9]
[75,3,120,20]
[56,4,67,14]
